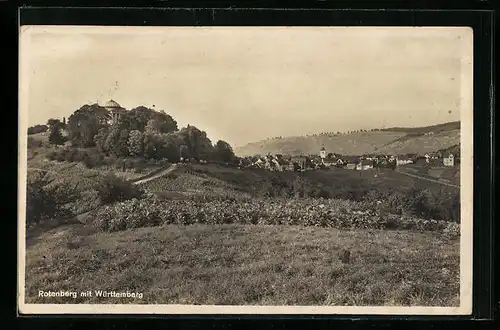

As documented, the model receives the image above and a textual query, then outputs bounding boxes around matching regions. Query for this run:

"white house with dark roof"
[356,159,374,170]
[443,153,455,167]
[396,155,413,166]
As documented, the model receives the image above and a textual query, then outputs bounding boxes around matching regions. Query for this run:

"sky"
[19,26,472,147]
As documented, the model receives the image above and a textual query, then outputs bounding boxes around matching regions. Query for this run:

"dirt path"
[396,168,460,188]
[132,164,179,185]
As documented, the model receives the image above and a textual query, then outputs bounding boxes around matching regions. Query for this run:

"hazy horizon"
[20,26,471,147]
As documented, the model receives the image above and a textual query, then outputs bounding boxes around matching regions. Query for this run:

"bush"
[82,154,94,169]
[44,148,106,169]
[47,151,58,161]
[55,150,67,162]
[93,196,457,233]
[96,174,144,205]
[26,172,79,225]
[27,137,43,149]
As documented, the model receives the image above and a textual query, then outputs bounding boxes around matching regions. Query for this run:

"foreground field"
[25,224,459,306]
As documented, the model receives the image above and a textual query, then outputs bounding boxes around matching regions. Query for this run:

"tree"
[159,133,184,161]
[145,118,162,133]
[94,127,110,154]
[67,104,109,147]
[103,127,121,155]
[113,129,130,157]
[128,130,144,156]
[155,110,178,133]
[213,140,235,162]
[28,124,49,135]
[143,132,158,159]
[47,118,65,145]
[120,106,178,133]
[176,126,214,161]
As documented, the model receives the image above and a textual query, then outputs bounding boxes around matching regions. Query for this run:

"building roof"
[104,99,122,109]
[342,156,360,163]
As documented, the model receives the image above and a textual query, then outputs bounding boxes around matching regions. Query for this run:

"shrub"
[82,154,94,168]
[93,197,458,233]
[55,150,67,162]
[96,174,144,205]
[26,172,79,226]
[27,137,42,149]
[442,222,460,240]
[46,151,58,161]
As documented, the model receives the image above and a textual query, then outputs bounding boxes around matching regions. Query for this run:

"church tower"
[320,147,327,159]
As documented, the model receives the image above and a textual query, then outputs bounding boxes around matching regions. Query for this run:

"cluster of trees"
[302,129,374,138]
[27,124,48,135]
[43,103,236,164]
[46,118,67,145]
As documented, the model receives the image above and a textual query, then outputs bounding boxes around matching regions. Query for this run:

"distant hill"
[379,121,459,134]
[235,121,460,157]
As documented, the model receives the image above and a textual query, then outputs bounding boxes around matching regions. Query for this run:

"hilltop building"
[104,99,127,125]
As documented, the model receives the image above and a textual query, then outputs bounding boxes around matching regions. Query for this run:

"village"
[236,147,458,172]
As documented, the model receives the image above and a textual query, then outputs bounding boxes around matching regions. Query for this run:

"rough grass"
[25,224,459,306]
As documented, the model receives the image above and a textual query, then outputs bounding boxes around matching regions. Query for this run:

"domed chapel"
[104,99,127,125]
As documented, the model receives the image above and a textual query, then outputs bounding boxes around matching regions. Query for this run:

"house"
[443,153,455,167]
[396,155,413,166]
[406,154,418,162]
[254,158,265,168]
[262,155,279,171]
[345,163,357,170]
[275,155,289,171]
[322,155,338,167]
[286,162,297,171]
[356,159,374,170]
[270,155,289,172]
[343,156,360,169]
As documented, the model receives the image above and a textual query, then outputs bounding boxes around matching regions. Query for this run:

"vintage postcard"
[18,26,473,315]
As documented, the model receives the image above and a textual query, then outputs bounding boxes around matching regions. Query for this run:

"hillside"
[235,121,460,157]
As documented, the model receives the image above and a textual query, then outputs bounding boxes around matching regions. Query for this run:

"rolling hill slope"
[235,121,460,156]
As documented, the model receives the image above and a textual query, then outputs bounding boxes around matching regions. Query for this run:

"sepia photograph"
[18,26,473,315]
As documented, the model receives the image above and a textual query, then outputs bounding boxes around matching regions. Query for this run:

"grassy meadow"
[25,223,459,306]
